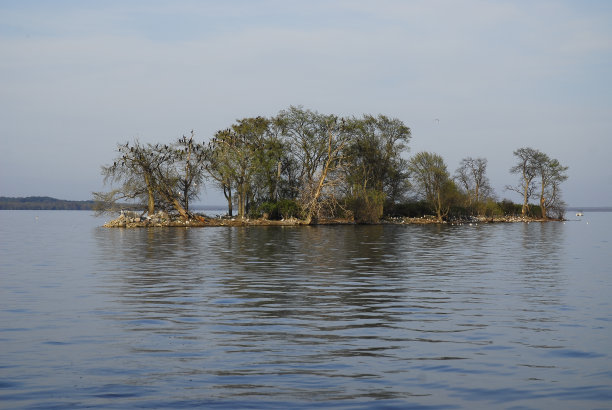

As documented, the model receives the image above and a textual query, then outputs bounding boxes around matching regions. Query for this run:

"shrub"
[498,199,521,216]
[481,199,503,217]
[278,199,302,219]
[385,200,431,218]
[346,189,385,224]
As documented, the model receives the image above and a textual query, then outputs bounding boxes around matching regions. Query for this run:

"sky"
[1,0,611,207]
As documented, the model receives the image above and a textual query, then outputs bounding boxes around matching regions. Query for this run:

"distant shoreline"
[0,196,95,210]
[0,196,229,211]
[566,206,612,212]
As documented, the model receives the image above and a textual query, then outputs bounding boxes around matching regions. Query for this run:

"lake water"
[1,210,611,409]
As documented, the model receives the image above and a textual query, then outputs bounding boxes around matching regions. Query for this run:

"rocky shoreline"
[103,211,554,228]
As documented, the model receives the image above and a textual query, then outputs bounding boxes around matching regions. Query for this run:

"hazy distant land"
[0,196,226,212]
[0,196,96,210]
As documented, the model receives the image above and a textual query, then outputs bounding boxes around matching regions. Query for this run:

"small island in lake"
[102,207,558,229]
[94,107,569,228]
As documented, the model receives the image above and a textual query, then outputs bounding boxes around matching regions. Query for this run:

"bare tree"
[536,156,569,219]
[95,139,191,219]
[507,147,542,216]
[301,122,349,224]
[94,140,162,215]
[173,131,207,214]
[276,106,349,224]
[455,157,494,214]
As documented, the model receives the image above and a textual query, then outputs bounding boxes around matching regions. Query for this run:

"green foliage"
[481,199,504,217]
[498,199,522,216]
[346,189,385,224]
[387,201,432,217]
[250,199,302,220]
[278,199,302,219]
[94,109,571,224]
[528,204,542,218]
[344,114,411,204]
[408,152,456,221]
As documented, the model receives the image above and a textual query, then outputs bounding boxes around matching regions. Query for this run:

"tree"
[204,131,235,217]
[276,106,349,224]
[454,157,494,215]
[172,131,207,214]
[301,120,349,224]
[205,117,274,219]
[344,114,411,221]
[94,140,163,216]
[248,125,286,206]
[408,152,457,222]
[94,139,193,219]
[536,156,569,219]
[507,147,542,216]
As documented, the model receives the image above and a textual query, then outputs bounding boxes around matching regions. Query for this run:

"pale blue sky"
[1,0,611,206]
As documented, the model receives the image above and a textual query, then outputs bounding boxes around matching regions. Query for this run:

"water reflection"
[87,221,611,408]
[516,222,566,308]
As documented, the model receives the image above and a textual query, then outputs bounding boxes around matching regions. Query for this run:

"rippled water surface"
[1,211,611,409]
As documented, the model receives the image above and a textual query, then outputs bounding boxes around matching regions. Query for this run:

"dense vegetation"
[95,106,569,223]
[0,196,96,210]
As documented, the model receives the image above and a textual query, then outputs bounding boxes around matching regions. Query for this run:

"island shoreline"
[103,213,563,228]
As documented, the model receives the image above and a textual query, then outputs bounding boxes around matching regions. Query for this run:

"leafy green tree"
[408,152,457,222]
[249,126,286,206]
[344,114,411,221]
[205,117,275,218]
[204,131,235,216]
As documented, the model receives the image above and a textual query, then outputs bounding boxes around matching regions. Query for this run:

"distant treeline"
[0,196,96,210]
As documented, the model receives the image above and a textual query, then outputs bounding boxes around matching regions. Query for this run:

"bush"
[385,200,431,218]
[498,199,521,216]
[481,199,503,217]
[250,199,302,220]
[346,190,385,223]
[257,201,279,219]
[278,199,302,219]
[528,204,542,218]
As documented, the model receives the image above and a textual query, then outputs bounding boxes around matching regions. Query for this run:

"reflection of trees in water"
[215,226,410,324]
[93,223,567,340]
[94,227,229,334]
[517,222,566,306]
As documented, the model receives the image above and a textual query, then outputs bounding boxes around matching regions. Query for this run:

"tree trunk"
[171,198,190,220]
[144,174,155,215]
[223,185,233,217]
[522,182,529,216]
[540,195,548,220]
[303,129,340,225]
[539,179,548,219]
[436,190,443,222]
[238,184,246,219]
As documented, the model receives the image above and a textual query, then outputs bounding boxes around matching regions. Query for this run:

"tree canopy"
[95,108,569,223]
